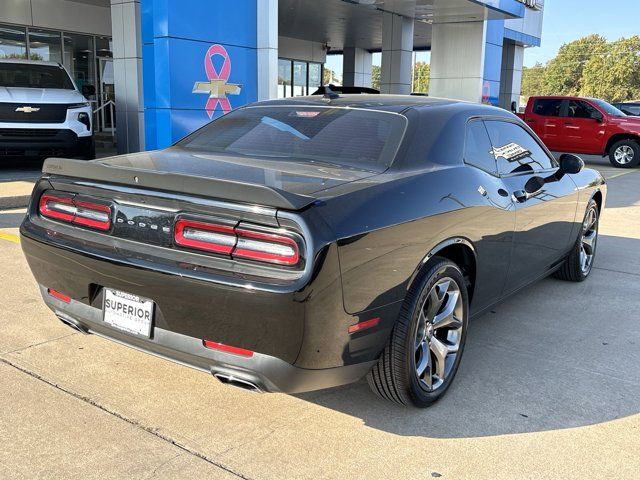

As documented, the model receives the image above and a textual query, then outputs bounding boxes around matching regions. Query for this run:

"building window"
[278,58,292,98]
[0,24,27,59]
[63,33,96,92]
[309,63,322,92]
[28,28,63,63]
[278,59,323,98]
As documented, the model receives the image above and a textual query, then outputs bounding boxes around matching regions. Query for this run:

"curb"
[0,195,31,210]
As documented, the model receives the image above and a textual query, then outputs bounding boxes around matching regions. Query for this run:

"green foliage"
[580,36,640,102]
[371,65,381,90]
[521,62,546,99]
[522,35,640,103]
[412,62,430,93]
[541,34,607,96]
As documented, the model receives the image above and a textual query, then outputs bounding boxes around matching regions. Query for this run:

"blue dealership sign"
[142,0,259,150]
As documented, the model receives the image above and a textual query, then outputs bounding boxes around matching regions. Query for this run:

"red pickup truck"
[517,96,640,168]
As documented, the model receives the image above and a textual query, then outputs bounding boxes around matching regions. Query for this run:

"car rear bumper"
[40,284,374,393]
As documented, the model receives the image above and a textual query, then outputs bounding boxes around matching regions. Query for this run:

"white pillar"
[343,47,373,88]
[429,21,487,102]
[111,0,144,153]
[257,0,278,101]
[380,12,414,94]
[499,41,524,110]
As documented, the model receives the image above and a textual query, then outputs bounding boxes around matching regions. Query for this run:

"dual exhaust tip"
[213,373,262,393]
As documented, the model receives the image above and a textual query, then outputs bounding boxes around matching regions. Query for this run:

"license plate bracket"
[103,288,154,338]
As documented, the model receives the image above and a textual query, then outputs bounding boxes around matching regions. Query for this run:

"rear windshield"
[0,63,75,90]
[179,106,408,172]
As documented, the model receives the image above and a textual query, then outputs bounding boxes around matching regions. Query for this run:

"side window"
[533,99,562,117]
[484,120,556,175]
[464,120,497,174]
[567,100,597,119]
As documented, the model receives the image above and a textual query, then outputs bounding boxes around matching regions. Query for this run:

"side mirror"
[510,101,518,114]
[559,153,585,175]
[590,110,603,122]
[82,84,96,97]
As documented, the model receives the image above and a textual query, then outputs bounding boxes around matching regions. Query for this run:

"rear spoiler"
[42,157,316,211]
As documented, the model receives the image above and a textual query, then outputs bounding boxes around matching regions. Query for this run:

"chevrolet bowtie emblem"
[16,106,40,113]
[193,44,241,118]
[193,79,241,100]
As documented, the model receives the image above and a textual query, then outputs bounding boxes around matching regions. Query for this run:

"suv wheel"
[367,258,469,407]
[609,139,640,168]
[554,199,599,282]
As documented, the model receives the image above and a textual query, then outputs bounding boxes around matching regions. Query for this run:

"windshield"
[0,63,75,89]
[179,106,408,172]
[591,99,626,117]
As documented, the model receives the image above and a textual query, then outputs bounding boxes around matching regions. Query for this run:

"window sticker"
[491,143,531,162]
[293,111,320,118]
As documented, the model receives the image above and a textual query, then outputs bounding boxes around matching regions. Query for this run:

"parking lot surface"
[1,156,639,479]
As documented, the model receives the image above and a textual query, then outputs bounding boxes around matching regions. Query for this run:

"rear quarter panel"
[315,166,516,316]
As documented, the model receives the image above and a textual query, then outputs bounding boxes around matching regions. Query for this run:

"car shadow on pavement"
[297,234,640,439]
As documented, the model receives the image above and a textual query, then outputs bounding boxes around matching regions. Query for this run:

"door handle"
[512,190,528,203]
[564,122,574,126]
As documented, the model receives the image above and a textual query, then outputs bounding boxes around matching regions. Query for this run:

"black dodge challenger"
[21,95,606,407]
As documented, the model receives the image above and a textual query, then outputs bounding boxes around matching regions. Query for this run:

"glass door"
[98,58,115,132]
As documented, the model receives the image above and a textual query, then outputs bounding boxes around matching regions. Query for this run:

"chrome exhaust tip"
[56,314,89,334]
[214,373,262,393]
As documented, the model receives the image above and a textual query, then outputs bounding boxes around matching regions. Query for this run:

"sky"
[325,0,639,78]
[524,0,640,67]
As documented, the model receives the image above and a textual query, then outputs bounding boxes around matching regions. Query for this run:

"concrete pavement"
[0,160,639,479]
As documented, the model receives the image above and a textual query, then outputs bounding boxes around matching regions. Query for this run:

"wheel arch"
[408,237,477,304]
[591,190,604,213]
[605,134,640,156]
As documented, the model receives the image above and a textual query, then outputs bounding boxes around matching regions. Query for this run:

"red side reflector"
[47,288,71,303]
[203,340,254,358]
[348,317,380,334]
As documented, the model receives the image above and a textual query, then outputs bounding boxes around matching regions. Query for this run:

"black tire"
[608,139,640,168]
[554,199,599,282]
[83,139,96,160]
[367,257,469,407]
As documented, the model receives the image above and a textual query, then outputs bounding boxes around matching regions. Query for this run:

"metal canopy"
[279,0,518,52]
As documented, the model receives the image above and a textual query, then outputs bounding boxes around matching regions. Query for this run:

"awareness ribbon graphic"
[193,44,241,118]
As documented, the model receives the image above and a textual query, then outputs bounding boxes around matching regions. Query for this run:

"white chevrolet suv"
[0,59,95,159]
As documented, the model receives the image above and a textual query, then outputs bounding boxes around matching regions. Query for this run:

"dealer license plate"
[103,289,154,337]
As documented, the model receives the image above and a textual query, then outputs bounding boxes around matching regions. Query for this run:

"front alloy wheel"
[368,258,469,407]
[554,199,600,282]
[609,140,640,168]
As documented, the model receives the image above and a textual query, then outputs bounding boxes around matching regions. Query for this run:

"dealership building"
[2,0,544,153]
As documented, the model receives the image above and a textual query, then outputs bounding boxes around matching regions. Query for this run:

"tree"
[541,34,607,96]
[412,62,430,93]
[580,36,640,102]
[521,62,546,101]
[323,68,337,85]
[371,65,381,90]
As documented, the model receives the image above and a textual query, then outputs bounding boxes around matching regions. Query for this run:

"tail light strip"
[39,193,111,231]
[175,219,300,266]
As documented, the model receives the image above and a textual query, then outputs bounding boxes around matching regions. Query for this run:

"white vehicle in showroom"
[0,59,95,160]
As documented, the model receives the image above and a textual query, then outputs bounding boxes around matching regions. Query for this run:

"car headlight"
[78,112,91,130]
[68,102,91,109]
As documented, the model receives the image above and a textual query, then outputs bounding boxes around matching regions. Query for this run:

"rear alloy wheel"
[609,139,640,168]
[554,199,599,282]
[367,258,469,407]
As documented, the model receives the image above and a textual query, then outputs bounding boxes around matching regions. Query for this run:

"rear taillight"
[175,219,301,267]
[39,192,111,231]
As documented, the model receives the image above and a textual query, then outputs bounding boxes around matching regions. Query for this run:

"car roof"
[0,59,63,67]
[252,94,495,114]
